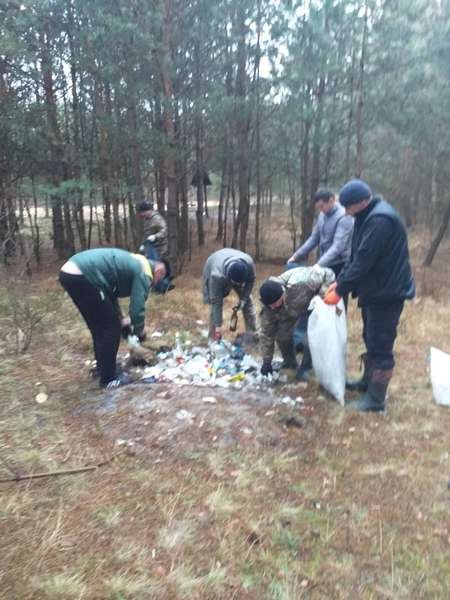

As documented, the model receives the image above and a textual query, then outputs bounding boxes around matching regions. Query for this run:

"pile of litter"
[138,336,283,390]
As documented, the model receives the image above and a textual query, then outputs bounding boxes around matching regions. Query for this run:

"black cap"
[136,201,154,212]
[259,279,284,306]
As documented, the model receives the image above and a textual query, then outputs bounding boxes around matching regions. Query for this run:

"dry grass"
[1,218,450,599]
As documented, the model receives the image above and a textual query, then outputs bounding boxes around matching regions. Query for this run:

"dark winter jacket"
[336,198,415,306]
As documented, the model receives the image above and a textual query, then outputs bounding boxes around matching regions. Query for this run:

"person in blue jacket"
[324,179,415,412]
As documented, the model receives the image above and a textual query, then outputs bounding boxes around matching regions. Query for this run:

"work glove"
[260,361,273,377]
[147,234,156,243]
[323,282,342,306]
[138,244,145,253]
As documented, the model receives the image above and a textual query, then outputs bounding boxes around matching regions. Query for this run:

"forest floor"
[1,216,450,600]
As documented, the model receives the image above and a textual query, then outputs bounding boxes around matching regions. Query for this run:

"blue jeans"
[143,242,172,294]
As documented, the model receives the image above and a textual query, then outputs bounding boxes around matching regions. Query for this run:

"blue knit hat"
[339,179,372,207]
[260,279,283,306]
[227,260,249,284]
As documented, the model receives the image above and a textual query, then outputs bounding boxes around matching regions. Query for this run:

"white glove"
[139,244,145,253]
[147,235,156,243]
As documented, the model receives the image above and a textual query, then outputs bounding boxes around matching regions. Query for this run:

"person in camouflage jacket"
[259,265,335,377]
[136,201,168,259]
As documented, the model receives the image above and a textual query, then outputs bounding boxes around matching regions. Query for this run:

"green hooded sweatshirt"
[71,248,152,333]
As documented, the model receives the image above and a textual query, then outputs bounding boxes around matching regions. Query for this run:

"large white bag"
[307,297,347,405]
[430,346,450,406]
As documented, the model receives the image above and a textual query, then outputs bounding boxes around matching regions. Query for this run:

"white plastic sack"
[430,346,450,406]
[307,296,347,405]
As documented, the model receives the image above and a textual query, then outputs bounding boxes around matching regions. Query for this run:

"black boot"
[346,353,371,392]
[346,369,391,412]
[296,346,313,381]
[278,339,298,370]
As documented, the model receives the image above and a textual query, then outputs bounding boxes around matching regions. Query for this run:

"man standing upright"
[203,248,257,341]
[288,188,354,279]
[324,179,415,412]
[287,188,353,378]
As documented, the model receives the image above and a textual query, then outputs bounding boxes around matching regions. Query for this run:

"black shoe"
[346,353,371,391]
[296,366,312,381]
[278,340,298,370]
[346,378,369,392]
[346,388,386,412]
[346,370,391,412]
[101,372,134,389]
[91,364,123,380]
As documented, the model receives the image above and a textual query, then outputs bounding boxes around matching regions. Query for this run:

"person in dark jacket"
[324,179,415,412]
[59,248,169,389]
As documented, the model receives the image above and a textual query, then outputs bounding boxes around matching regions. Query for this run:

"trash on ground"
[138,338,282,391]
[202,396,217,404]
[430,346,450,407]
[176,409,195,421]
[35,392,48,404]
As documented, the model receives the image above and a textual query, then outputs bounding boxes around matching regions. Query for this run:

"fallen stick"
[0,453,122,484]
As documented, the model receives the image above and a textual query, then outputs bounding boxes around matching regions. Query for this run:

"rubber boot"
[278,339,298,370]
[296,346,313,381]
[346,353,371,392]
[346,369,392,412]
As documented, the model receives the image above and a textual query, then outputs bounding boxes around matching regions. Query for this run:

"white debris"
[35,392,48,404]
[196,320,204,325]
[151,331,163,338]
[240,427,253,435]
[139,338,278,392]
[176,409,195,421]
[202,396,217,404]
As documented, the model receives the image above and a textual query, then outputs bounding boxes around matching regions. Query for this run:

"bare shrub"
[0,284,61,354]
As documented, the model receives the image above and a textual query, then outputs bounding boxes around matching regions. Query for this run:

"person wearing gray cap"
[202,248,257,341]
[323,179,415,412]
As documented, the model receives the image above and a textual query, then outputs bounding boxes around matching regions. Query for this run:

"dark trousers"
[362,301,404,371]
[59,272,121,385]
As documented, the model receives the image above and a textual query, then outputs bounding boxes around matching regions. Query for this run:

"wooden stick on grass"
[0,452,123,484]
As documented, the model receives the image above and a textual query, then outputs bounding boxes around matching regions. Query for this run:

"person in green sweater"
[59,248,169,389]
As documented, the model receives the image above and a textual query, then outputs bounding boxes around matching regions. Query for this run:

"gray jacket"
[203,248,255,328]
[293,203,353,267]
[260,266,335,363]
